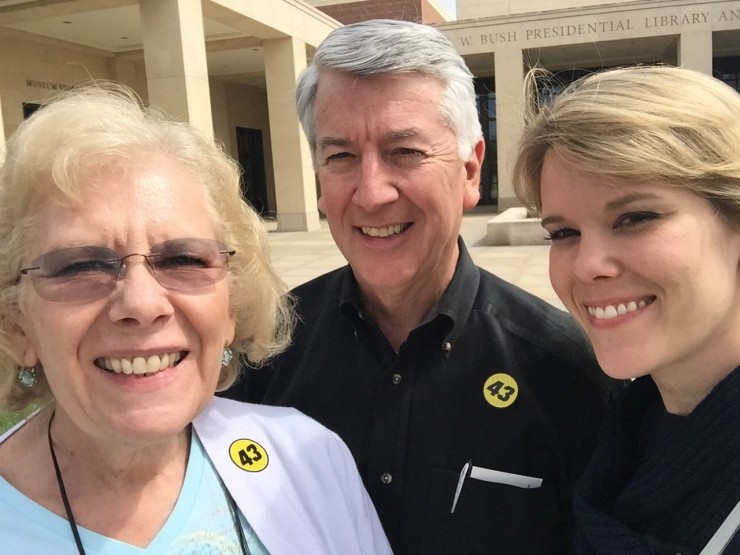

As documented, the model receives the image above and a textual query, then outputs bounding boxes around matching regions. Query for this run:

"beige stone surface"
[141,0,213,137]
[264,36,321,231]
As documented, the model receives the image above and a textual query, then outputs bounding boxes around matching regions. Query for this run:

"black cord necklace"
[47,413,251,555]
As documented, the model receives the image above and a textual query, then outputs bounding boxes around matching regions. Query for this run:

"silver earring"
[221,348,233,367]
[17,367,37,388]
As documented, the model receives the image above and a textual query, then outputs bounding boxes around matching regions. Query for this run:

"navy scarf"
[573,366,740,555]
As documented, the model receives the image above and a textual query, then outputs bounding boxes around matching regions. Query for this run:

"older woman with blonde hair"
[0,84,390,554]
[514,65,740,554]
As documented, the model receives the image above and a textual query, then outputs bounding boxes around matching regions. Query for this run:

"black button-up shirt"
[226,241,622,554]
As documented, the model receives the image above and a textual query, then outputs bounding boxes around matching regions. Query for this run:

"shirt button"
[380,472,393,484]
[391,373,403,385]
[443,341,452,353]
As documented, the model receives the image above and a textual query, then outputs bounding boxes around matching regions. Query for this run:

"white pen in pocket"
[451,460,543,514]
[470,466,543,489]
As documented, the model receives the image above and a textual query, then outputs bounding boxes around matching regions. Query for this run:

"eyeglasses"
[19,238,235,303]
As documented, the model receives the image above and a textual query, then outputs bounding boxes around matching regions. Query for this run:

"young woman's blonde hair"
[0,83,293,410]
[513,65,740,228]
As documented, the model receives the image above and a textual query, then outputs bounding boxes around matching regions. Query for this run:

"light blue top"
[0,433,268,554]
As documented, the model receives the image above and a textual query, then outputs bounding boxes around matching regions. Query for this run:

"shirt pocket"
[418,467,568,555]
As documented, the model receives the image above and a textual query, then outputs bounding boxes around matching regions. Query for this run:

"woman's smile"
[95,351,185,375]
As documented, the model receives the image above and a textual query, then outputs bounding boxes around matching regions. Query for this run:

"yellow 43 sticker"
[483,373,519,408]
[229,439,269,472]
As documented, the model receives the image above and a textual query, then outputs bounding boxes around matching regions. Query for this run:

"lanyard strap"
[699,498,740,555]
[48,412,86,555]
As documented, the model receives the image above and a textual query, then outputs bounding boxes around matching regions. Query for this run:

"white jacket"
[194,397,392,554]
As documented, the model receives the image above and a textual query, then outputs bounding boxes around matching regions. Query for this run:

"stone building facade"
[0,0,738,227]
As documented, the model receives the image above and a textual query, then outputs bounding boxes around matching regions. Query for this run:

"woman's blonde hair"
[0,83,293,410]
[513,65,740,227]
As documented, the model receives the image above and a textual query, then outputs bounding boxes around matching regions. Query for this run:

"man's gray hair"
[296,19,482,160]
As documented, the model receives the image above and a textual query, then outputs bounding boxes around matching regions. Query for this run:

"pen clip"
[450,459,472,514]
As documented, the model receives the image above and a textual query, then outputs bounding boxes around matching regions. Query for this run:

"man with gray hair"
[227,19,620,554]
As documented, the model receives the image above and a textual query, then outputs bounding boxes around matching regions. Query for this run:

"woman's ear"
[5,320,39,369]
[226,306,236,346]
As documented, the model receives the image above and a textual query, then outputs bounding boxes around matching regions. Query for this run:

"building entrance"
[236,127,269,215]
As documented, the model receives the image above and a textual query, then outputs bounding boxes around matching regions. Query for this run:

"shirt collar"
[339,266,362,315]
[433,238,480,357]
[338,238,480,358]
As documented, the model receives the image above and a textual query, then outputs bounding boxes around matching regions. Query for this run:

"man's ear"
[317,195,326,215]
[463,139,485,210]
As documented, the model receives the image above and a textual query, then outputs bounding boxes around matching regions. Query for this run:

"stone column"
[139,0,213,138]
[494,48,525,210]
[263,36,320,232]
[108,57,147,100]
[678,30,713,75]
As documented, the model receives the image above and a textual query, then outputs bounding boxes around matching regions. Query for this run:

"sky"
[437,0,457,18]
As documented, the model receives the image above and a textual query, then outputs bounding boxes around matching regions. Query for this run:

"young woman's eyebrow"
[540,214,564,227]
[605,192,662,211]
